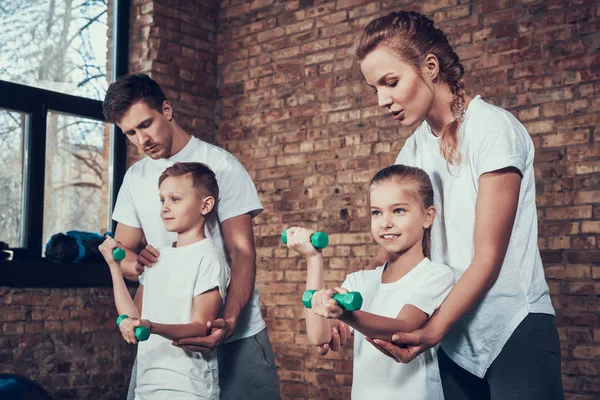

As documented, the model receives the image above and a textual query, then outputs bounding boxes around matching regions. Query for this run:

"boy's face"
[159,175,211,233]
[117,100,175,160]
[369,180,434,255]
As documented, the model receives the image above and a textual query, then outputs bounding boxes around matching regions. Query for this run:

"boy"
[99,162,230,399]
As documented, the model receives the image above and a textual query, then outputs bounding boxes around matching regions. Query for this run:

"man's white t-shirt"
[113,136,265,342]
[135,239,230,399]
[396,95,555,378]
[342,258,454,400]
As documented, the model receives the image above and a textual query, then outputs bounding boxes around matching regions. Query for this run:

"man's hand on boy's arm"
[151,288,222,342]
[114,223,148,280]
[175,214,256,353]
[137,245,160,269]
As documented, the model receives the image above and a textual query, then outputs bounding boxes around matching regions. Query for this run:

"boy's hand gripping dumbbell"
[116,315,150,342]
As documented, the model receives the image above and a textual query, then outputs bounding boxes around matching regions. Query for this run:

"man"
[102,74,280,399]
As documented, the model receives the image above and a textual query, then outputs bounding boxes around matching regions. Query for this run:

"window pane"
[0,109,26,247]
[0,0,109,100]
[43,112,111,255]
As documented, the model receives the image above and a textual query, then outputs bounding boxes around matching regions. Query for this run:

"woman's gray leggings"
[438,313,564,400]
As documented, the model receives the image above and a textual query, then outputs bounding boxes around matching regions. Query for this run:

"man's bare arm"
[220,214,256,331]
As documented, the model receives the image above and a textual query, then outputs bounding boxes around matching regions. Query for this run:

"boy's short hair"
[158,162,219,202]
[102,74,167,123]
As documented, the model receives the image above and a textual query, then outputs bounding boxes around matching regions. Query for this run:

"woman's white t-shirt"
[342,258,454,400]
[396,95,555,378]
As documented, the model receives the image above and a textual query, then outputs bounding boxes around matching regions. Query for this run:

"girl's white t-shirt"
[342,258,454,400]
[396,95,555,378]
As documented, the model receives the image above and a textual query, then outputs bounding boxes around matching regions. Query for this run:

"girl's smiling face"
[360,45,435,127]
[370,179,434,256]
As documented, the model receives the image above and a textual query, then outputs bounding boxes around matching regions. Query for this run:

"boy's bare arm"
[99,236,142,318]
[114,223,145,281]
[339,305,428,342]
[148,288,222,341]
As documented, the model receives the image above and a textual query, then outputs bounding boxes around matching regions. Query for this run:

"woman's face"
[360,46,434,127]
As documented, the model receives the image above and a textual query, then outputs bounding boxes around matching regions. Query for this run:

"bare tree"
[0,0,110,251]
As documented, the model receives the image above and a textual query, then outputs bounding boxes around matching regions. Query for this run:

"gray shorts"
[127,329,280,400]
[438,313,564,400]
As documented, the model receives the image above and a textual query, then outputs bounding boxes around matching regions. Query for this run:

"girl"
[354,11,563,400]
[286,165,454,400]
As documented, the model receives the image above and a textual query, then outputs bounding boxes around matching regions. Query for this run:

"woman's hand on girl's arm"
[371,168,522,363]
[366,311,443,363]
[342,302,428,343]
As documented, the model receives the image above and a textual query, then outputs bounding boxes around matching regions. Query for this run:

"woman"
[354,11,563,400]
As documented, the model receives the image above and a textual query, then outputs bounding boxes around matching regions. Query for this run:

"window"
[0,0,129,257]
[0,109,26,247]
[0,0,110,100]
[43,112,112,250]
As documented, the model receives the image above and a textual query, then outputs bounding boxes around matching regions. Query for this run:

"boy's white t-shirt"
[396,95,555,378]
[135,238,230,400]
[342,258,454,400]
[112,136,265,342]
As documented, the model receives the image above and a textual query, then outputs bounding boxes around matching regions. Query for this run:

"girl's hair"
[355,11,465,166]
[370,165,434,258]
[158,162,219,216]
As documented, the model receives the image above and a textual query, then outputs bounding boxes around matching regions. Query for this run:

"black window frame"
[0,0,129,258]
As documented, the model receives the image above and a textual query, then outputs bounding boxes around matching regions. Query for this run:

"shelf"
[0,259,138,288]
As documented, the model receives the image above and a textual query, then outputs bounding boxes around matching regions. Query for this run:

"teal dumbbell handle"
[116,314,150,341]
[302,290,363,311]
[113,247,126,261]
[281,229,329,249]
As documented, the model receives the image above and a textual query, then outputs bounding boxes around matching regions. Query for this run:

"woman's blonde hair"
[355,11,466,165]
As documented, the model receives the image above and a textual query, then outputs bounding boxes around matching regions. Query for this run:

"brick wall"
[2,1,597,399]
[128,0,220,163]
[217,0,599,399]
[0,287,135,399]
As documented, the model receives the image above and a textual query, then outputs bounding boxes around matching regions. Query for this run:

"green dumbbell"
[116,314,150,341]
[302,289,363,311]
[281,229,329,249]
[104,232,126,261]
[113,247,126,261]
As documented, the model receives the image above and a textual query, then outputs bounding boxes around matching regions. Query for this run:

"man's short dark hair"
[102,74,167,123]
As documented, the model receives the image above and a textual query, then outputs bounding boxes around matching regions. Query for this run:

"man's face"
[117,101,175,159]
